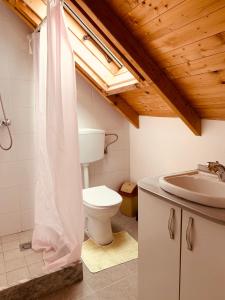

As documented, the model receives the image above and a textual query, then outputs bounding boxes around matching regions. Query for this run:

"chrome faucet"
[207,161,225,182]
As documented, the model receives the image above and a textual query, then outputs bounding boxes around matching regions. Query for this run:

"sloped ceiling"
[106,0,225,120]
[4,0,225,135]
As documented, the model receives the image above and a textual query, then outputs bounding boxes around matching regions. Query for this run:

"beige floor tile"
[5,257,26,272]
[126,259,138,274]
[25,251,43,265]
[3,248,23,262]
[0,253,4,263]
[0,274,7,289]
[95,275,137,300]
[41,281,94,300]
[2,240,20,252]
[0,262,5,274]
[65,281,94,300]
[0,244,3,254]
[28,261,45,278]
[83,263,130,292]
[6,267,30,286]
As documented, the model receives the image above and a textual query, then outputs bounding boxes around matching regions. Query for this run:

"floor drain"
[19,242,32,251]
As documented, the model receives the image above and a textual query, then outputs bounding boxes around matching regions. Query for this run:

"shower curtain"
[32,0,83,271]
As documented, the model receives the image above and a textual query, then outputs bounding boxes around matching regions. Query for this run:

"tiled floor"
[0,212,138,299]
[42,212,138,300]
[0,230,45,290]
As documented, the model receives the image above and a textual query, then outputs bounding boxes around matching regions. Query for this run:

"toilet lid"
[83,185,122,207]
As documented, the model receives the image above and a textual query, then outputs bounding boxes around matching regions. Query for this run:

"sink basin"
[159,171,225,208]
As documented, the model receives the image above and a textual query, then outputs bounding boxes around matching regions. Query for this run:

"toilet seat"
[83,185,122,208]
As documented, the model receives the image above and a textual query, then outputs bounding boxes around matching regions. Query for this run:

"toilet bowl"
[83,185,122,245]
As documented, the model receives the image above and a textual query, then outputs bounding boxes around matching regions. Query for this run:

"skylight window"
[63,1,138,94]
[9,0,138,94]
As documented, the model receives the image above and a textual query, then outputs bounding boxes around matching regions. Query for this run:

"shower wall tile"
[0,134,36,163]
[11,80,34,108]
[19,185,35,211]
[93,150,130,175]
[9,53,33,81]
[21,210,34,231]
[0,213,21,236]
[11,107,35,134]
[91,171,130,191]
[0,186,20,214]
[0,1,35,236]
[0,48,10,80]
[0,160,36,189]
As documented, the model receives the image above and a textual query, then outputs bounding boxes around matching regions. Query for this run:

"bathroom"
[0,0,225,299]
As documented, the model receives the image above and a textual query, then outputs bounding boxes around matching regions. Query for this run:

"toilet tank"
[78,128,105,164]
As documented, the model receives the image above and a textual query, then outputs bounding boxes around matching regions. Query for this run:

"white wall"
[77,74,130,190]
[130,117,225,182]
[0,1,35,236]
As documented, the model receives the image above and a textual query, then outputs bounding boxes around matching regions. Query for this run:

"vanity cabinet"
[139,189,181,300]
[181,211,225,300]
[139,189,225,300]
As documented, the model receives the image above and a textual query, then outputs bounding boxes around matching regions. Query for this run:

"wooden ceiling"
[105,0,225,121]
[4,0,225,135]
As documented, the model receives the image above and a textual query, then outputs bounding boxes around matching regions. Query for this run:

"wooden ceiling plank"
[73,0,201,135]
[123,0,184,30]
[133,0,225,43]
[105,0,140,18]
[175,69,225,88]
[165,51,225,79]
[145,6,225,53]
[153,32,225,68]
[120,86,178,117]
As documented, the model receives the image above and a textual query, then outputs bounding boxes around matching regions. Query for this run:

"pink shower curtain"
[32,0,84,272]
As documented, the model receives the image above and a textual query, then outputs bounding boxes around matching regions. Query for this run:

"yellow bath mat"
[81,231,138,273]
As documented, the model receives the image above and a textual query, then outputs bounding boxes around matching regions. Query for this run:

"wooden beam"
[3,0,40,28]
[73,0,201,135]
[4,0,139,128]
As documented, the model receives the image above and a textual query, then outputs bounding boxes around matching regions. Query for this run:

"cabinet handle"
[186,217,194,251]
[168,208,175,239]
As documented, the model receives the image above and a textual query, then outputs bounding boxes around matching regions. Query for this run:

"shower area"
[0,0,83,297]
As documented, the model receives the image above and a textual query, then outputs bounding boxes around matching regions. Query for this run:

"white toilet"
[79,128,122,245]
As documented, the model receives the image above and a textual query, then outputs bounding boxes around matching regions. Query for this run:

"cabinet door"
[139,189,181,300]
[181,211,225,300]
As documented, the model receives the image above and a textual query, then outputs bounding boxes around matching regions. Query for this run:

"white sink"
[159,171,225,208]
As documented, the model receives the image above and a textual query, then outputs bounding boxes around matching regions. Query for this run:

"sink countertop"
[138,176,225,226]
